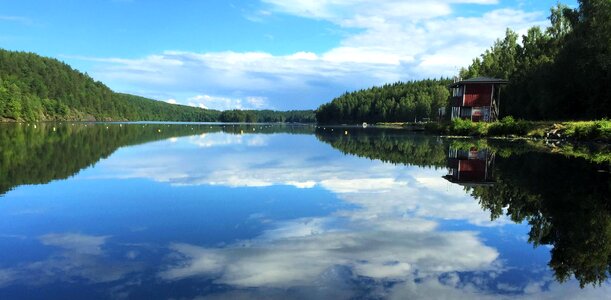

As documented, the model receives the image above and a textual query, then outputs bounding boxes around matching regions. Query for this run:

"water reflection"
[315,128,610,288]
[443,146,495,186]
[0,124,608,299]
[0,123,313,195]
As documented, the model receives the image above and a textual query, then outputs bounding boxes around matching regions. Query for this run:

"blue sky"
[0,0,576,110]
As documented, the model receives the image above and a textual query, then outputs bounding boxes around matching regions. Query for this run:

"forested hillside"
[316,79,451,124]
[0,49,317,123]
[0,49,221,122]
[460,0,610,120]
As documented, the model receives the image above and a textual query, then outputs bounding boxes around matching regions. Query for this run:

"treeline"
[316,79,451,124]
[0,49,316,123]
[0,49,221,122]
[219,109,316,123]
[461,0,610,120]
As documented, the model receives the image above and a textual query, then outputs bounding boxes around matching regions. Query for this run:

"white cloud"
[165,98,177,104]
[189,133,268,148]
[76,0,547,109]
[0,233,142,288]
[159,218,499,287]
[39,233,109,255]
[185,94,268,110]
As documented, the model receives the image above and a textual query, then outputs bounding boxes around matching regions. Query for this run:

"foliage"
[0,49,316,123]
[316,79,451,124]
[449,118,487,136]
[487,116,530,136]
[219,109,316,123]
[0,49,222,122]
[562,119,611,141]
[461,1,611,120]
[432,118,609,141]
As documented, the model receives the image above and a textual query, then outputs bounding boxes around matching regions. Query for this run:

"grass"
[562,120,611,141]
[435,118,611,142]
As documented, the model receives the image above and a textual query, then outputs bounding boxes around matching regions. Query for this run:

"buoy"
[240,130,244,134]
[53,127,56,132]
[158,129,161,133]
[344,130,348,135]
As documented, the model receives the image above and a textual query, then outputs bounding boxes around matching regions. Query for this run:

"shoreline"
[373,119,611,144]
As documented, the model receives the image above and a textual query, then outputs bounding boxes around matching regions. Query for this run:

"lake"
[0,123,609,299]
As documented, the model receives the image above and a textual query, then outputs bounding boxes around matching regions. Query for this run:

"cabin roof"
[449,77,508,88]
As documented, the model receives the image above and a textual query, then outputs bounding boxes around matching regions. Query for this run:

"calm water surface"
[0,123,609,299]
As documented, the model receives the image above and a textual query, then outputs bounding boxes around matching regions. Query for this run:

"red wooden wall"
[458,160,486,181]
[463,84,492,107]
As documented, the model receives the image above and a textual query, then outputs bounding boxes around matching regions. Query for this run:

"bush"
[564,120,611,141]
[487,116,529,136]
[449,118,486,136]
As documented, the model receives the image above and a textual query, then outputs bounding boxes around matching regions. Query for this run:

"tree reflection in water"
[316,127,610,288]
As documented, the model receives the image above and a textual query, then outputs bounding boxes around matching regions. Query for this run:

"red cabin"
[448,77,508,122]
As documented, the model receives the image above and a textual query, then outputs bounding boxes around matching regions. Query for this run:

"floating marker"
[344,130,348,135]
[158,129,161,133]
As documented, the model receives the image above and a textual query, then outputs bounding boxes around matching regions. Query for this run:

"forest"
[460,0,610,120]
[317,0,610,123]
[0,49,315,123]
[219,109,316,123]
[0,49,221,122]
[316,79,451,124]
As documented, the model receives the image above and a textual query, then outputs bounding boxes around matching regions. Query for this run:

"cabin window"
[452,87,464,97]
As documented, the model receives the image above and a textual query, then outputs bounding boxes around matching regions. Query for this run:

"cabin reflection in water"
[443,147,495,186]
